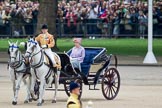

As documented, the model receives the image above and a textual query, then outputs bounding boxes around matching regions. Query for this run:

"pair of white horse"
[8,38,61,106]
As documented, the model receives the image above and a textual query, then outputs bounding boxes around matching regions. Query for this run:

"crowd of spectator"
[0,0,39,36]
[1,0,162,38]
[57,0,162,38]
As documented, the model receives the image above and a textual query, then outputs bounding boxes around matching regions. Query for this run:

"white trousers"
[44,48,56,65]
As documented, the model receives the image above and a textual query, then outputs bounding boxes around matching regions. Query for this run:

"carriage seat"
[81,49,101,76]
[67,48,103,76]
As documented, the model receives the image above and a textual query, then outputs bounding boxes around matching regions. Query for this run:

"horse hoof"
[32,97,38,101]
[12,101,17,105]
[24,100,28,104]
[42,99,45,103]
[29,98,32,102]
[52,100,56,103]
[37,103,42,106]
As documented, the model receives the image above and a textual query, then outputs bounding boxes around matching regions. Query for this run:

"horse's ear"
[27,35,30,39]
[8,40,11,45]
[16,40,18,45]
[33,36,36,41]
[28,35,33,40]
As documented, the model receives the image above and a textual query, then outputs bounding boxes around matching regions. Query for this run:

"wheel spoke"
[104,77,109,82]
[111,86,116,94]
[109,87,113,98]
[112,84,118,89]
[107,87,111,98]
[104,86,108,91]
[113,82,118,85]
[105,86,109,95]
[110,77,118,84]
[105,79,109,84]
[107,69,111,76]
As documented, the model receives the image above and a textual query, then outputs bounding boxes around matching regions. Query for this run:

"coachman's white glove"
[41,45,48,48]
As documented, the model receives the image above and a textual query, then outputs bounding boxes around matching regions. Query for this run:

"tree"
[36,0,58,51]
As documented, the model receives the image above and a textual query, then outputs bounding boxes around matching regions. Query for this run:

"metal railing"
[0,19,162,38]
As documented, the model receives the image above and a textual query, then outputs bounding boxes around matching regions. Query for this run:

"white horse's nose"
[24,53,30,58]
[10,55,16,62]
[10,58,15,63]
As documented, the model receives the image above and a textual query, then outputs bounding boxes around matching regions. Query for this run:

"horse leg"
[12,74,23,105]
[37,78,46,106]
[46,74,53,88]
[11,79,16,105]
[9,68,16,105]
[23,75,32,103]
[30,69,37,101]
[52,70,60,103]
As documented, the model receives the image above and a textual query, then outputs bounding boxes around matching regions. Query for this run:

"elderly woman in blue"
[70,38,85,71]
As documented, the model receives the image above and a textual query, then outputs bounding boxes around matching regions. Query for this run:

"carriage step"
[88,82,94,85]
[88,78,94,81]
[89,88,100,90]
[88,75,96,77]
[46,88,65,91]
[88,74,103,77]
[88,84,100,90]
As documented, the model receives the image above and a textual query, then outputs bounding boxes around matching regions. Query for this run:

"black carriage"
[57,47,120,100]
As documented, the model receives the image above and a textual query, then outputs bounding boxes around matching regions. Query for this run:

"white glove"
[70,56,72,60]
[41,45,47,48]
[19,42,25,46]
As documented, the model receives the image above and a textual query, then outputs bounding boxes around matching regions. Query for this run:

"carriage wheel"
[64,79,82,98]
[101,68,120,100]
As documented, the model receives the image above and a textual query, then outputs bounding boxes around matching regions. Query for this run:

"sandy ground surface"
[1,52,162,65]
[0,63,162,108]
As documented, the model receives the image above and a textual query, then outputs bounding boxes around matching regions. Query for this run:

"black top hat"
[41,24,48,29]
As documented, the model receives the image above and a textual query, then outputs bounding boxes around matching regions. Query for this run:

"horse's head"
[8,41,19,63]
[25,38,39,58]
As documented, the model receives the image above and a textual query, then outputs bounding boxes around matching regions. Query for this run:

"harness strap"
[45,68,53,84]
[45,68,52,79]
[31,50,44,69]
[9,51,23,69]
[14,61,23,69]
[34,69,39,80]
[44,52,53,67]
[14,69,17,80]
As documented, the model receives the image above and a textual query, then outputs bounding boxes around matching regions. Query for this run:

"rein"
[9,49,29,80]
[9,50,23,69]
[30,50,44,69]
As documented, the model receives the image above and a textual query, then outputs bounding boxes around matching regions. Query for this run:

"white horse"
[8,41,31,105]
[24,38,61,106]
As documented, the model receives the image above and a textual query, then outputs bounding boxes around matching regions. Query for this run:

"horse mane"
[7,48,10,55]
[24,42,27,50]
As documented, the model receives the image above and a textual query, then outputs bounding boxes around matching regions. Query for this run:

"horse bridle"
[26,40,38,57]
[26,40,44,69]
[9,45,23,69]
[9,45,19,60]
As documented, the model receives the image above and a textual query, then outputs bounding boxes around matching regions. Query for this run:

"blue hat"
[69,82,80,92]
[41,24,48,29]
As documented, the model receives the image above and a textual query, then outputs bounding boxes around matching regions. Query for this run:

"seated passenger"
[70,38,85,72]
